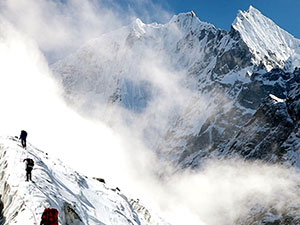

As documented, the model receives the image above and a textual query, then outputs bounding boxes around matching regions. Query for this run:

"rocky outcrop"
[225,95,294,161]
[0,196,4,225]
[62,202,84,225]
[221,68,300,164]
[172,67,300,169]
[129,199,170,225]
[129,199,151,223]
[235,206,300,225]
[213,26,252,75]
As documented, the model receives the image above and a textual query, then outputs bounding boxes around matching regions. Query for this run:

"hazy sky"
[116,0,300,38]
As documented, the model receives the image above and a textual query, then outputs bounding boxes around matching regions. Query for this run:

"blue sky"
[116,0,300,38]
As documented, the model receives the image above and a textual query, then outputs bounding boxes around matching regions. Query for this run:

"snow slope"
[0,136,170,225]
[51,11,222,113]
[232,6,300,71]
[51,6,300,116]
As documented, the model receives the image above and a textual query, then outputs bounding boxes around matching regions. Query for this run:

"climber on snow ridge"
[19,130,27,148]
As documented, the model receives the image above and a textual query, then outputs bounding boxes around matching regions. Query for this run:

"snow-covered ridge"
[232,5,300,71]
[0,136,170,225]
[129,11,216,39]
[52,6,300,172]
[51,11,219,115]
[168,11,216,33]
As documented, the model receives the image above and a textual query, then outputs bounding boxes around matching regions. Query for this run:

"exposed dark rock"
[236,207,300,225]
[171,66,300,169]
[111,187,121,192]
[229,26,241,41]
[62,202,83,225]
[93,177,105,183]
[0,195,5,225]
[216,29,227,41]
[213,41,252,75]
[198,30,207,41]
[286,83,300,121]
[129,199,152,223]
[216,68,300,164]
[226,95,294,161]
[237,80,286,110]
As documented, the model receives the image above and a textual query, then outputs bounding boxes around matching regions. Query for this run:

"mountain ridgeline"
[0,137,170,225]
[52,6,300,170]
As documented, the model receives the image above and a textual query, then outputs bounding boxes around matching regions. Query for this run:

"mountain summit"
[232,6,300,71]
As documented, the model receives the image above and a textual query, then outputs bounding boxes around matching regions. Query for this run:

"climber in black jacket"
[23,158,34,182]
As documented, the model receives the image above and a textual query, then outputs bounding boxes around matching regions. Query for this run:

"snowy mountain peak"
[129,18,147,37]
[248,5,256,11]
[246,5,262,16]
[235,5,270,23]
[169,11,216,33]
[232,6,300,71]
[190,10,196,17]
[135,18,145,28]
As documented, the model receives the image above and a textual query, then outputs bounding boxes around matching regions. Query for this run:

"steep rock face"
[225,95,294,161]
[0,198,3,225]
[213,26,252,75]
[235,205,300,225]
[169,67,300,168]
[224,68,300,163]
[157,6,300,168]
[52,7,300,170]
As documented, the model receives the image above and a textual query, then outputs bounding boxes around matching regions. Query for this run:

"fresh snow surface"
[51,11,221,126]
[0,136,170,225]
[269,94,285,103]
[233,6,300,71]
[168,11,216,33]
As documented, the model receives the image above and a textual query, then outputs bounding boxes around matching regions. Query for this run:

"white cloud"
[0,0,172,62]
[0,18,125,182]
[141,160,300,225]
[0,0,124,62]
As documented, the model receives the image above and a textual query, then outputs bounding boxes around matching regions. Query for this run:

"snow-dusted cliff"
[51,6,300,170]
[0,136,170,225]
[232,6,300,72]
